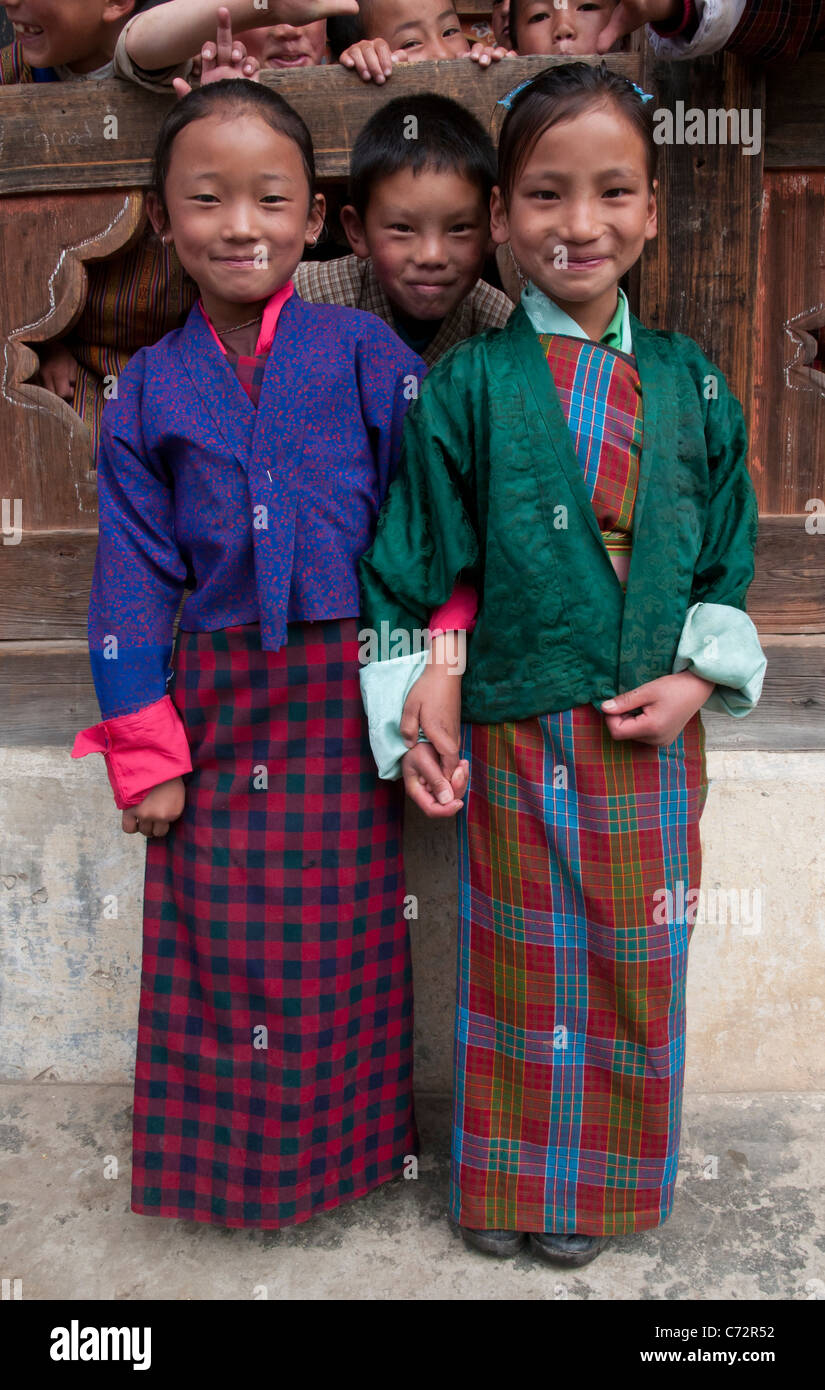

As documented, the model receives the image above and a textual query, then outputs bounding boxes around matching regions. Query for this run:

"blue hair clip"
[496,77,536,111]
[630,81,655,103]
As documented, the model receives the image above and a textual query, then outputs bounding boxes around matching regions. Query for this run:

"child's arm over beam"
[125,0,358,71]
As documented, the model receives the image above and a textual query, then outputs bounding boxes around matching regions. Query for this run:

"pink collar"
[199,280,295,357]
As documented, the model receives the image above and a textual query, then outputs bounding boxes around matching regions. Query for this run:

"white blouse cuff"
[672,601,767,716]
[649,0,747,60]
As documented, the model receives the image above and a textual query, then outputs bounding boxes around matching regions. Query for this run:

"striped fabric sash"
[538,333,644,559]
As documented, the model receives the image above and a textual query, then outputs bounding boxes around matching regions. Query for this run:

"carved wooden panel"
[0,189,144,535]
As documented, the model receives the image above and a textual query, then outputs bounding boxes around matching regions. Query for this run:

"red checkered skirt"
[132,620,417,1228]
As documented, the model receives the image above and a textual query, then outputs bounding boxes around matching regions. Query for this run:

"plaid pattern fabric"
[449,333,707,1235]
[728,0,825,59]
[225,347,268,405]
[452,707,708,1235]
[133,620,416,1229]
[539,334,642,559]
[293,255,513,365]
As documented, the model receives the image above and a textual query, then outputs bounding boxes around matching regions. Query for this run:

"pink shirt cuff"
[429,581,478,635]
[72,695,192,810]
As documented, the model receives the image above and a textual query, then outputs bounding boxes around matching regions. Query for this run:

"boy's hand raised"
[122,777,186,838]
[601,671,715,745]
[127,1,359,75]
[173,7,260,97]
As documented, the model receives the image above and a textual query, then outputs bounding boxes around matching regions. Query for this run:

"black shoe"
[460,1226,526,1258]
[529,1232,606,1267]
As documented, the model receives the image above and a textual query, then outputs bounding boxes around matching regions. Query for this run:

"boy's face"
[240,20,327,68]
[491,105,656,317]
[516,0,616,55]
[341,167,490,322]
[4,0,133,71]
[490,0,511,48]
[363,0,470,60]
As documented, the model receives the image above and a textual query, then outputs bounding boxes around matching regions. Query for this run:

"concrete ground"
[1,1086,823,1301]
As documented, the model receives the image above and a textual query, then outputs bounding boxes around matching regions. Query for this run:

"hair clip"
[630,81,655,103]
[496,77,536,111]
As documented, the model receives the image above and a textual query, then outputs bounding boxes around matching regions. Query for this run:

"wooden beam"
[0,532,97,640]
[0,55,640,195]
[2,633,822,750]
[0,516,820,640]
[0,641,98,745]
[748,516,825,633]
[701,634,825,751]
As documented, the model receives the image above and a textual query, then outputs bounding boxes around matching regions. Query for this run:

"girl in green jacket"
[358,62,766,1267]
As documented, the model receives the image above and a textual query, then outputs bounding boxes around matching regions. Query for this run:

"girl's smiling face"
[147,113,324,331]
[491,101,657,333]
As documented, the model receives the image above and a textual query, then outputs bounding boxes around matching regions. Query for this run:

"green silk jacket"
[359,301,759,725]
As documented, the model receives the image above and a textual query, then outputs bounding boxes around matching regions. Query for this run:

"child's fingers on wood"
[365,46,388,81]
[374,39,395,73]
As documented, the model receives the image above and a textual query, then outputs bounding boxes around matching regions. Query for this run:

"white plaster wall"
[1,747,823,1092]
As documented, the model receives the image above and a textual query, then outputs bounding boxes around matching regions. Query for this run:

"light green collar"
[521,282,632,353]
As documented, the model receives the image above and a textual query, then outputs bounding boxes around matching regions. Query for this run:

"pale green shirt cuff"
[672,602,767,716]
[359,651,430,780]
